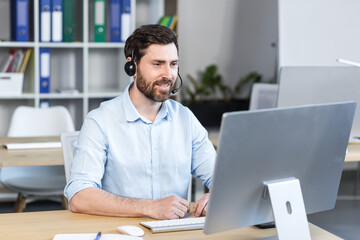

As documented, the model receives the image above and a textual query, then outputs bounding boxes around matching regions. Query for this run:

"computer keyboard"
[140,217,205,233]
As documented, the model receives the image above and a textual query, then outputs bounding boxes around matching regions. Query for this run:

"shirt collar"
[123,83,172,123]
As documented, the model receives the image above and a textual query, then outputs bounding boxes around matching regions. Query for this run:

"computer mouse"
[116,225,145,237]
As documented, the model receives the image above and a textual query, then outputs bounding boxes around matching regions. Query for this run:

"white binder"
[40,0,51,42]
[52,0,63,42]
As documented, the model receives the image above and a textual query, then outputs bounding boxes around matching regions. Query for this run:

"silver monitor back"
[204,102,355,234]
[277,66,360,137]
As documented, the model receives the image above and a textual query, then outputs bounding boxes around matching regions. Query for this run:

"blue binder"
[40,48,51,93]
[52,0,63,42]
[40,0,51,42]
[120,0,131,42]
[110,0,121,42]
[11,0,29,42]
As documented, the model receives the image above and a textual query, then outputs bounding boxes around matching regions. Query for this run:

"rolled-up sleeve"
[64,113,108,202]
[189,111,216,189]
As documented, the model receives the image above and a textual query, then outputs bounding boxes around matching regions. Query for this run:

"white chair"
[0,106,75,212]
[249,83,279,110]
[60,131,80,184]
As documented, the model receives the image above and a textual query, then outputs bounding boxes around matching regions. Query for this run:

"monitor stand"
[264,178,311,240]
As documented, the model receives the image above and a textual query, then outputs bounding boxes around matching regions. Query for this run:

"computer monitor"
[277,66,360,138]
[204,102,355,239]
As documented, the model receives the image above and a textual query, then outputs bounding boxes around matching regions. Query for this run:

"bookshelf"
[0,0,165,136]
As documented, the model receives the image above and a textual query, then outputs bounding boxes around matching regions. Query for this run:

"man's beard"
[136,68,174,102]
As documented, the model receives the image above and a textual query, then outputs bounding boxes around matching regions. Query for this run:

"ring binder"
[11,0,29,42]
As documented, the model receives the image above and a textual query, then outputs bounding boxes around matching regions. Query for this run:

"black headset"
[124,49,183,94]
[124,49,136,77]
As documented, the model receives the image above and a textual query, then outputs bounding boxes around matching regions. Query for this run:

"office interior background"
[0,0,360,239]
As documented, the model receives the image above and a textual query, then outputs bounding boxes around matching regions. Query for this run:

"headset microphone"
[171,72,183,94]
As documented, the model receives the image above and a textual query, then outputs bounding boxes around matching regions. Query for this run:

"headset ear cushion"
[124,61,136,76]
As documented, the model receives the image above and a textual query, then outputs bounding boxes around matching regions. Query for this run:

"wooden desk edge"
[0,210,342,240]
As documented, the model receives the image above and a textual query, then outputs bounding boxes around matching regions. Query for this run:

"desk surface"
[0,210,341,240]
[1,136,360,168]
[0,136,63,167]
[208,135,360,163]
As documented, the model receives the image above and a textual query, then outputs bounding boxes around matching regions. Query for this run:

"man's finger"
[199,201,208,216]
[178,198,190,212]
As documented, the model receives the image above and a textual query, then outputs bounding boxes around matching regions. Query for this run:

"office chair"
[249,83,279,110]
[60,131,80,184]
[0,106,75,212]
[60,131,80,210]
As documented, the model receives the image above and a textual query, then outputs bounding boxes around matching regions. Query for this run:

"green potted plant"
[183,64,263,127]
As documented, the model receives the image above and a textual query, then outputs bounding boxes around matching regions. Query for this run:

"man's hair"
[124,24,178,64]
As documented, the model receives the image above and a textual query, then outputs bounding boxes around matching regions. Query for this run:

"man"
[64,24,216,219]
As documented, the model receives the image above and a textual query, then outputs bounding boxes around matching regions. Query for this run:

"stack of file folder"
[40,0,75,42]
[95,0,132,42]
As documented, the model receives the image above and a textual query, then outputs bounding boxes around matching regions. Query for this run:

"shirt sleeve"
[64,112,108,202]
[189,111,217,189]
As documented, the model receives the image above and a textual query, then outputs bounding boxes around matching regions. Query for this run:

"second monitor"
[277,66,360,138]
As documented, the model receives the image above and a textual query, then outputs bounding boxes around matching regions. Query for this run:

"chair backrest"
[249,83,279,110]
[61,131,80,183]
[7,106,75,137]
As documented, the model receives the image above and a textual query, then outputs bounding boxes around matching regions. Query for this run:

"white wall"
[178,0,278,98]
[278,0,360,66]
[136,0,164,27]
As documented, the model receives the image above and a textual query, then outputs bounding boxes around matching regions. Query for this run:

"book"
[1,54,12,72]
[52,0,63,42]
[120,0,131,42]
[63,0,74,42]
[158,15,178,30]
[110,0,121,42]
[40,0,51,42]
[14,50,25,72]
[0,54,10,72]
[10,0,29,42]
[158,16,171,26]
[40,48,51,93]
[20,48,32,73]
[169,16,178,30]
[94,0,106,42]
[5,49,17,73]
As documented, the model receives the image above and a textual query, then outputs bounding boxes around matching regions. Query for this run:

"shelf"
[38,43,85,48]
[0,42,35,48]
[0,0,165,136]
[0,94,36,100]
[87,43,126,48]
[39,93,84,99]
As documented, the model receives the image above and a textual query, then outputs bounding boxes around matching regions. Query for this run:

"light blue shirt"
[64,84,216,202]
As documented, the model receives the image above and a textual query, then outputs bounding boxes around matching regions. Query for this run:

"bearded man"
[64,24,216,220]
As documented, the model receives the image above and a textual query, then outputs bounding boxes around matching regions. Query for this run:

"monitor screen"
[204,102,355,235]
[277,66,360,138]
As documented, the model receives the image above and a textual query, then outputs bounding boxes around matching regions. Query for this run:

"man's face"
[135,43,178,102]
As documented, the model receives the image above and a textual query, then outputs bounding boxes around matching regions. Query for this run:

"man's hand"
[149,195,190,220]
[193,193,209,217]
